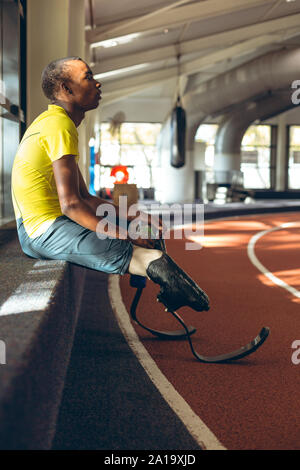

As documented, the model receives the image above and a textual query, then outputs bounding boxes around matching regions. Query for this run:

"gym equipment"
[170,97,186,169]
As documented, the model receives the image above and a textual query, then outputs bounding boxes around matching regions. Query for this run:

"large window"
[96,122,161,190]
[194,124,218,183]
[288,126,300,189]
[195,123,276,190]
[0,0,26,220]
[241,125,275,189]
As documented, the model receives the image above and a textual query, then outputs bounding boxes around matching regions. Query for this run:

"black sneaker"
[146,253,210,312]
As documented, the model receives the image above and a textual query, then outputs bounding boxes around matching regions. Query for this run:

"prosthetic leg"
[130,239,270,363]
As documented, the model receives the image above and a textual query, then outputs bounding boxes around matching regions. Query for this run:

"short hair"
[41,56,83,101]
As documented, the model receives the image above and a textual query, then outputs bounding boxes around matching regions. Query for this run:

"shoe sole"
[157,290,210,312]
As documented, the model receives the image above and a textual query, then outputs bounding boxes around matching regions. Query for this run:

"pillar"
[275,114,288,191]
[27,0,89,183]
[155,112,198,204]
[214,93,293,187]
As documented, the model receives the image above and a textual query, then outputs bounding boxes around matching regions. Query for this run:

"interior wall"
[67,0,88,183]
[27,0,69,125]
[26,0,89,182]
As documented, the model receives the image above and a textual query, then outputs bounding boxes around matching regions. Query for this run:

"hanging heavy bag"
[170,98,186,168]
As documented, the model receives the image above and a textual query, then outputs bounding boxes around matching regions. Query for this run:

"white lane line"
[108,274,226,451]
[247,222,300,299]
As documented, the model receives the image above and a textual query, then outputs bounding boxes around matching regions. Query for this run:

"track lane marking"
[108,274,226,451]
[247,222,300,299]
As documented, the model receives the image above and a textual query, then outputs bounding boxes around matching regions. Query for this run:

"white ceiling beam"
[101,89,147,107]
[102,67,178,95]
[180,34,283,75]
[92,12,300,75]
[283,27,300,42]
[101,79,176,107]
[260,0,282,21]
[93,45,176,75]
[100,34,283,100]
[87,0,276,43]
[101,0,193,39]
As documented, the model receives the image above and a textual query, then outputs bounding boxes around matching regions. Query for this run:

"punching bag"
[170,97,186,168]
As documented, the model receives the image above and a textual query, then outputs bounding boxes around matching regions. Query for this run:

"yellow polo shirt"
[11,105,79,238]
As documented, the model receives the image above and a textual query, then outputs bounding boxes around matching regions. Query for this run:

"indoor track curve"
[115,212,300,450]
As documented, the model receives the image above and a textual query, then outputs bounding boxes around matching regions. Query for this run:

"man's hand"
[129,236,158,250]
[128,211,167,240]
[55,160,167,247]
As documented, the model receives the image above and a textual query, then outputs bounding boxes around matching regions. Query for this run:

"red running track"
[119,212,300,450]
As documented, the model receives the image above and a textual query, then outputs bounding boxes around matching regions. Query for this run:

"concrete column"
[185,115,206,201]
[67,0,89,185]
[27,0,89,183]
[27,0,69,125]
[214,117,244,185]
[194,141,208,202]
[275,113,288,191]
[155,112,196,204]
[214,94,293,186]
[67,0,85,58]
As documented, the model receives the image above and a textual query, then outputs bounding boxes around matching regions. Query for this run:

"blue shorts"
[16,216,133,275]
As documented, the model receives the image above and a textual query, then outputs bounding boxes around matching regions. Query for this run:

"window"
[195,124,218,168]
[241,125,274,189]
[288,126,300,190]
[0,0,26,220]
[97,122,161,190]
[194,124,218,183]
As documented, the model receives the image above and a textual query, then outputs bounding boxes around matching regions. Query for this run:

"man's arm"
[52,155,128,239]
[77,164,123,218]
[77,166,166,239]
[53,156,159,247]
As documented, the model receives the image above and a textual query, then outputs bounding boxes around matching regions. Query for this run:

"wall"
[26,0,89,182]
[0,0,23,219]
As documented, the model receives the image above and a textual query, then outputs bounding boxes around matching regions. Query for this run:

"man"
[11,57,209,313]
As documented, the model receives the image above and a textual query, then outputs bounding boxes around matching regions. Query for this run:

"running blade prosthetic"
[129,238,270,363]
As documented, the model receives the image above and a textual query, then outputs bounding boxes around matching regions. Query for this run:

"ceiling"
[85,0,300,123]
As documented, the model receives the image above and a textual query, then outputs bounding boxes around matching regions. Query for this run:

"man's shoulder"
[33,105,78,137]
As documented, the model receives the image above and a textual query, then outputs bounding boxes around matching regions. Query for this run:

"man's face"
[63,60,101,111]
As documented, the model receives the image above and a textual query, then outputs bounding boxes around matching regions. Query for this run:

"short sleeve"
[40,128,79,162]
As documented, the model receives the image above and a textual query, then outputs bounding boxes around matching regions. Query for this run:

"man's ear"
[61,82,73,95]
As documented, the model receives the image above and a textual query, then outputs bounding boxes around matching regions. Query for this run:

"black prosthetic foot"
[146,252,210,312]
[130,239,269,363]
